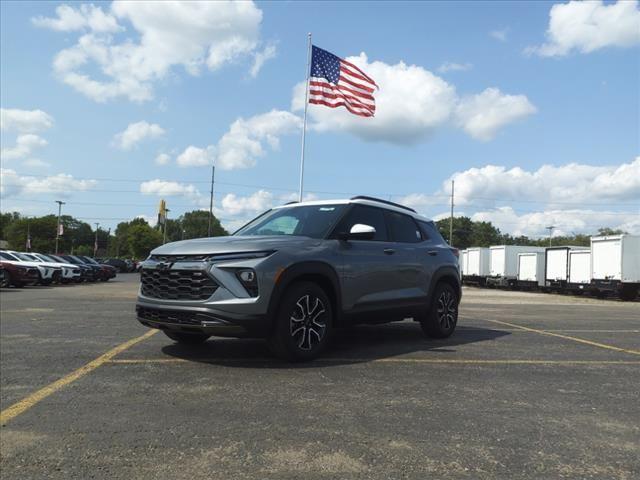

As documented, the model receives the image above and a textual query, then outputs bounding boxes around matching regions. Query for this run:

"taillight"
[450,248,459,258]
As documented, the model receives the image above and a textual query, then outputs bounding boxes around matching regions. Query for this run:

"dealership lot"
[1,275,638,479]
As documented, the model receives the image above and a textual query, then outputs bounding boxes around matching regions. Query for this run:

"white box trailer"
[463,247,491,285]
[517,252,546,288]
[459,250,468,277]
[545,246,590,288]
[590,234,640,300]
[568,250,591,289]
[487,245,545,287]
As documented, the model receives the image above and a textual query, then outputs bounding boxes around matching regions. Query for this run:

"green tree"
[0,211,20,240]
[180,210,227,239]
[597,227,626,236]
[128,223,163,259]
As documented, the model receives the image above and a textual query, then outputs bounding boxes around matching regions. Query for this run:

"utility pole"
[546,225,555,247]
[163,209,170,244]
[55,200,65,254]
[94,223,100,257]
[207,164,215,237]
[449,180,455,246]
[26,218,31,252]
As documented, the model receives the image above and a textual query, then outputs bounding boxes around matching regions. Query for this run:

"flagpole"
[298,32,312,202]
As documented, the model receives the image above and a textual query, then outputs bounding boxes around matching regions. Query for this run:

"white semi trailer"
[545,246,590,289]
[487,245,545,287]
[463,247,491,285]
[590,234,640,300]
[567,249,591,291]
[517,252,546,288]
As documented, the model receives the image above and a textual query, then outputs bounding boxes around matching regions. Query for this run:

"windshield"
[23,254,40,262]
[14,253,33,261]
[234,204,346,239]
[0,252,19,261]
[82,257,99,265]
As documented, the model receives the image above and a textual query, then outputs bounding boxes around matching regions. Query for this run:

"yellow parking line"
[485,319,640,356]
[107,358,640,365]
[0,330,157,425]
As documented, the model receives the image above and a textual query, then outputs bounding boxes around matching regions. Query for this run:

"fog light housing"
[235,269,259,297]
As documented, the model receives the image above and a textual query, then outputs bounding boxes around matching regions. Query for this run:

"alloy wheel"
[436,289,457,330]
[290,294,327,350]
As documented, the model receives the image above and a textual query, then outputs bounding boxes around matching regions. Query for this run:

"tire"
[420,282,459,339]
[268,281,333,361]
[164,331,210,345]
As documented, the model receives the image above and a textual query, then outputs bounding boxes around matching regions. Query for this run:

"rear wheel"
[164,331,210,345]
[268,282,333,361]
[420,282,459,339]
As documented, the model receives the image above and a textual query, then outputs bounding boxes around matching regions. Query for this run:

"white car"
[23,253,82,283]
[0,251,61,285]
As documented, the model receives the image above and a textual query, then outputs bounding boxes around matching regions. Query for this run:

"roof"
[273,196,432,222]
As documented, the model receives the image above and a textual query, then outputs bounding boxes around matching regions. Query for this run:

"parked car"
[19,252,82,284]
[0,264,9,287]
[0,260,40,287]
[136,196,461,361]
[0,250,61,285]
[77,256,117,281]
[54,254,95,282]
[101,258,129,273]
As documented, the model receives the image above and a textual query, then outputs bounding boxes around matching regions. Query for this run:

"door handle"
[383,248,396,255]
[427,250,438,256]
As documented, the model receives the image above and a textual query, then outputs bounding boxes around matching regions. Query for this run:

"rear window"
[385,211,422,243]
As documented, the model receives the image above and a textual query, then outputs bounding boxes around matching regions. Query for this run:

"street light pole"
[163,209,170,244]
[546,225,555,247]
[55,200,65,254]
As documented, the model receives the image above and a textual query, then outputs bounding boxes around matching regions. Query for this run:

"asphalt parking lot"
[1,274,639,479]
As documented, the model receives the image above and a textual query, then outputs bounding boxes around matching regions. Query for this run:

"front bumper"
[136,303,270,337]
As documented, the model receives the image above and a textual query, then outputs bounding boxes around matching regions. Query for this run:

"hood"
[151,235,320,256]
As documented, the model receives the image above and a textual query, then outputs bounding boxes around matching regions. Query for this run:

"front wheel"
[164,331,210,345]
[420,283,459,339]
[268,282,333,361]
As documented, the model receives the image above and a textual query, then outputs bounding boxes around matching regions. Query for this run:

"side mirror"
[339,224,376,241]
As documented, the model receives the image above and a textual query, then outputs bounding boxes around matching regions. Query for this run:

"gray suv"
[136,196,461,361]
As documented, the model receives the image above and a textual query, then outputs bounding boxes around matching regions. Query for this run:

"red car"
[0,261,40,287]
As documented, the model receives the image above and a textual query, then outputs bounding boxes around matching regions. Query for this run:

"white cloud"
[527,0,640,57]
[1,134,48,160]
[176,145,215,168]
[23,159,51,169]
[154,153,171,165]
[139,179,202,199]
[134,214,157,227]
[112,121,165,150]
[292,53,535,144]
[215,110,302,170]
[32,3,122,33]
[490,28,509,42]
[455,88,537,141]
[1,108,54,132]
[445,157,640,206]
[219,190,274,216]
[471,207,640,237]
[437,62,472,73]
[39,1,265,102]
[0,169,97,198]
[250,43,277,77]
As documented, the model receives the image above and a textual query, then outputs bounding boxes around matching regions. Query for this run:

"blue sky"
[1,0,638,237]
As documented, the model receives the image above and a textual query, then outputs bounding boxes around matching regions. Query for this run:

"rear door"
[332,205,401,311]
[384,211,431,301]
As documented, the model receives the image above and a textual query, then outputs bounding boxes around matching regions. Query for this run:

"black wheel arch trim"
[428,266,462,304]
[267,261,343,324]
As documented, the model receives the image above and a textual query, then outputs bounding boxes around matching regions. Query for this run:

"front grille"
[141,269,218,300]
[149,254,213,262]
[137,307,202,326]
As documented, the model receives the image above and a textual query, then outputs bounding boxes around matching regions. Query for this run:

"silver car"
[136,196,461,361]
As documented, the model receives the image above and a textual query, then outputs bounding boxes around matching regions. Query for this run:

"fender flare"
[427,265,462,303]
[267,261,343,323]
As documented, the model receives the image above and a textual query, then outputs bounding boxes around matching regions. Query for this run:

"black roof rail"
[350,195,416,213]
[283,201,298,205]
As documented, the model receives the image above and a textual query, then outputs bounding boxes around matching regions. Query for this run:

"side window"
[333,205,388,241]
[419,221,447,244]
[386,211,422,243]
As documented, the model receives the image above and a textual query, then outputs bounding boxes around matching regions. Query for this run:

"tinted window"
[333,205,388,241]
[418,221,447,244]
[386,211,422,243]
[0,252,19,261]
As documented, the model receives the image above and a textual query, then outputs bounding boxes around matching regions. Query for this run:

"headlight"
[235,268,259,297]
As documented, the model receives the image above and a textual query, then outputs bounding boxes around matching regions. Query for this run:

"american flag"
[309,45,378,118]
